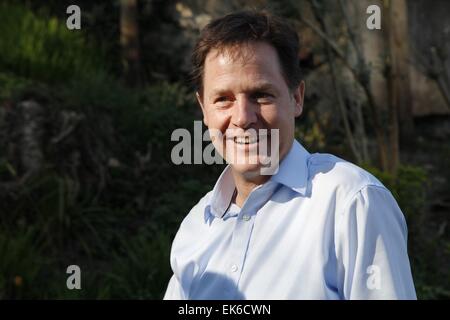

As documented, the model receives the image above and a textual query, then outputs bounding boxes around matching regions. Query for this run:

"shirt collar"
[271,139,310,195]
[207,165,236,219]
[205,139,310,222]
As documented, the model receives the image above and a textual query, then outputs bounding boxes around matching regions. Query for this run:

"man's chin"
[229,162,264,178]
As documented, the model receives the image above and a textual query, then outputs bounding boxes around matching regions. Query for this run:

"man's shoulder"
[179,190,214,225]
[171,190,214,248]
[306,152,385,199]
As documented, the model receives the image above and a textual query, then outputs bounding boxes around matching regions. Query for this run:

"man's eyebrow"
[248,83,278,93]
[209,83,278,98]
[209,88,230,98]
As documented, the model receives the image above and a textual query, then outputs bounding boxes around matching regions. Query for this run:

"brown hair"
[191,10,301,92]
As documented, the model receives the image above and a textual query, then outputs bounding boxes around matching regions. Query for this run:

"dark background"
[0,0,449,299]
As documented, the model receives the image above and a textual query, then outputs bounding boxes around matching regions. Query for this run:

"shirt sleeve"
[335,185,417,300]
[163,274,185,300]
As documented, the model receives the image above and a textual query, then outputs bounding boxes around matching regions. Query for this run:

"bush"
[0,227,48,299]
[0,3,109,84]
[103,228,173,299]
[0,69,219,298]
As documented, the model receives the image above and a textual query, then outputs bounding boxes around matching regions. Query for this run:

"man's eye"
[252,92,273,103]
[215,96,229,102]
[214,96,233,107]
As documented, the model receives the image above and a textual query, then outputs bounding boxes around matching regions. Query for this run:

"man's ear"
[196,91,208,126]
[293,81,305,118]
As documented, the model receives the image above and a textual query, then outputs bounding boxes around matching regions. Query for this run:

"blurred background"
[0,0,449,299]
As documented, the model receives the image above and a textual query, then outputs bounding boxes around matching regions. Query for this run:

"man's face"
[197,41,305,179]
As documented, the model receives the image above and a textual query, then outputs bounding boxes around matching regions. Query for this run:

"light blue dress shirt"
[164,140,417,300]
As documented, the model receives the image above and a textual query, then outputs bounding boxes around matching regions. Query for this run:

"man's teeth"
[234,136,259,144]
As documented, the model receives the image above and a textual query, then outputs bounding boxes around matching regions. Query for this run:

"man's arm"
[335,185,417,299]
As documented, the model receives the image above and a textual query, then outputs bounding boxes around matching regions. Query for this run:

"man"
[164,10,416,299]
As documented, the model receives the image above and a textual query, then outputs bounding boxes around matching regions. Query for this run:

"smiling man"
[164,10,416,300]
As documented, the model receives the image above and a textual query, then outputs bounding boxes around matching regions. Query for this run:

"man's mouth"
[233,136,259,145]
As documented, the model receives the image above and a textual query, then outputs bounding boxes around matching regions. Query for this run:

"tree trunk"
[120,0,142,87]
[356,0,401,173]
[342,0,390,171]
[386,0,414,146]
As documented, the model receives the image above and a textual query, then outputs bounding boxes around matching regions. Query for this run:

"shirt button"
[231,264,238,272]
[242,215,250,221]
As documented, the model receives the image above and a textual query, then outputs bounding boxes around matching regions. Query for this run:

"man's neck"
[231,170,270,208]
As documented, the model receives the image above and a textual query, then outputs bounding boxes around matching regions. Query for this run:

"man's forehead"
[205,42,280,68]
[201,42,289,96]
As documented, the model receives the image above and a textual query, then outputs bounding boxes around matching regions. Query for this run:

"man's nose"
[231,96,257,128]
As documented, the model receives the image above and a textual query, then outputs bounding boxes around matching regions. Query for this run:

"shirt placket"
[224,182,279,299]
[226,211,255,299]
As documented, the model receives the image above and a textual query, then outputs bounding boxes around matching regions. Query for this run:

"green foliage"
[0,73,35,102]
[0,227,48,299]
[113,82,197,156]
[0,66,216,299]
[0,3,109,84]
[103,228,173,299]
